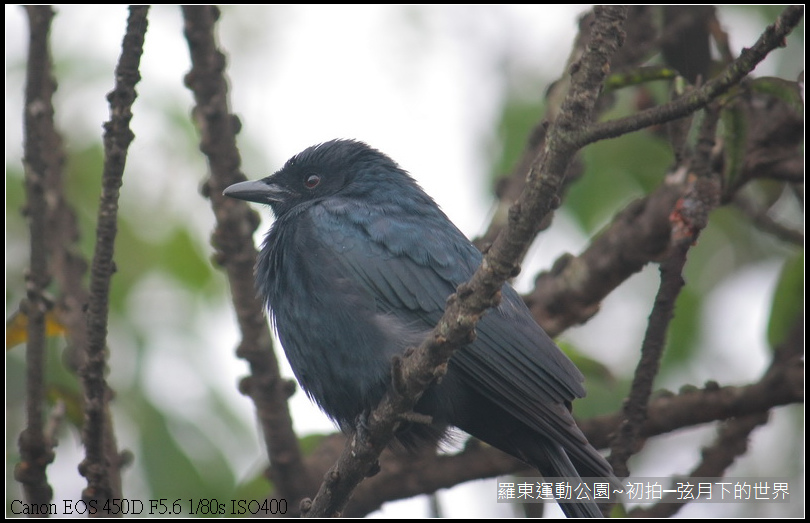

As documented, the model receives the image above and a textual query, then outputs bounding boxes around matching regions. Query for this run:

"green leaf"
[664,286,702,366]
[767,252,804,348]
[557,340,620,419]
[572,128,673,232]
[159,228,217,292]
[231,472,274,516]
[491,95,546,183]
[749,76,804,115]
[298,432,329,455]
[720,100,748,190]
[133,398,237,508]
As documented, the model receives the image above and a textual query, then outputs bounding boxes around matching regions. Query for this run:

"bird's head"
[223,139,413,217]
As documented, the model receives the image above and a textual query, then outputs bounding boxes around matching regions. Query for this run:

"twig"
[628,314,804,517]
[316,349,803,517]
[733,193,803,246]
[606,245,690,479]
[576,5,804,148]
[79,5,148,511]
[631,412,770,518]
[523,73,803,336]
[180,5,312,509]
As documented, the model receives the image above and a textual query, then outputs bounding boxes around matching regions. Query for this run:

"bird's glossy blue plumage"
[224,139,614,517]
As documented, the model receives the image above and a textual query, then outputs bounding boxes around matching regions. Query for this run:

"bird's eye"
[304,174,321,189]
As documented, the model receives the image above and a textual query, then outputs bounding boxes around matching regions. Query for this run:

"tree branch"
[584,313,803,451]
[733,193,803,246]
[486,7,803,341]
[526,183,681,337]
[79,6,148,511]
[576,5,804,148]
[524,74,803,336]
[303,347,803,517]
[16,5,59,508]
[608,104,723,480]
[629,314,804,517]
[475,6,658,257]
[631,412,770,518]
[180,5,313,508]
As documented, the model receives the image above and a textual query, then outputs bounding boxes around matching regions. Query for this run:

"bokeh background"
[6,5,803,517]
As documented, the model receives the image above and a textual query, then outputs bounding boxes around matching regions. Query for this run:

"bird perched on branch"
[224,139,615,517]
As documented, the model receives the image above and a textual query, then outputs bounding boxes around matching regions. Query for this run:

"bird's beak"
[223,179,288,204]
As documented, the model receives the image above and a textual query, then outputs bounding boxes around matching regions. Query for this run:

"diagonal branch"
[304,6,630,517]
[526,183,681,337]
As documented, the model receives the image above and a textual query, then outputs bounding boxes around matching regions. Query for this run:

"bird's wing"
[309,199,469,311]
[311,199,611,478]
[310,199,586,401]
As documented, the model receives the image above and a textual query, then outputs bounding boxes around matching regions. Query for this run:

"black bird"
[224,139,614,517]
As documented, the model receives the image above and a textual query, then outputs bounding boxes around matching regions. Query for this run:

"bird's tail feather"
[540,443,605,518]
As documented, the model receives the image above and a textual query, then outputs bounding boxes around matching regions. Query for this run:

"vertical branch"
[608,107,722,480]
[16,5,59,508]
[79,5,148,509]
[180,5,312,508]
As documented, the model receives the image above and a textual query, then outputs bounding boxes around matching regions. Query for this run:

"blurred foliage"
[131,396,240,509]
[560,340,625,420]
[491,94,545,182]
[6,310,67,349]
[486,11,803,485]
[767,251,804,348]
